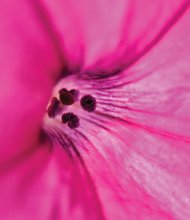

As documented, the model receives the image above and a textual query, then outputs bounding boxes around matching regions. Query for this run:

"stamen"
[59,88,75,105]
[80,95,96,112]
[68,115,80,129]
[62,112,74,123]
[47,97,60,117]
[62,112,80,129]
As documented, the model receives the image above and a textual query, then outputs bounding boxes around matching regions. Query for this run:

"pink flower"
[0,0,190,219]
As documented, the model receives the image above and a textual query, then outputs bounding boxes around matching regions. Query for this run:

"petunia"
[0,0,190,220]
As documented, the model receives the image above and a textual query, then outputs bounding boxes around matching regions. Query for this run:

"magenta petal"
[43,0,188,71]
[59,5,190,220]
[0,0,61,164]
[0,143,104,220]
[1,1,190,220]
[0,2,105,219]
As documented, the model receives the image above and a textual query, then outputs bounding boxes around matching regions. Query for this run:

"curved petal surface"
[43,0,189,72]
[0,1,104,219]
[49,4,190,220]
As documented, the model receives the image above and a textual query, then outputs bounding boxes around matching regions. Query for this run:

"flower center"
[47,88,96,129]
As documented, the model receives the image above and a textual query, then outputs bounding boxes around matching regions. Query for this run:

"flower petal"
[0,143,104,220]
[0,0,61,164]
[62,5,190,220]
[0,1,104,219]
[43,0,189,72]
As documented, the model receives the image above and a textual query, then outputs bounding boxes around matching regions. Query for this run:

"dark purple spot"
[47,97,60,117]
[62,112,80,129]
[59,88,75,105]
[80,95,96,112]
[68,115,80,129]
[62,112,74,123]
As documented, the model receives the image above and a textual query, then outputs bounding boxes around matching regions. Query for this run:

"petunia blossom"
[0,0,190,220]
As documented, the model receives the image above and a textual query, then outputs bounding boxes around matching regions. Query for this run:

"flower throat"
[47,88,96,129]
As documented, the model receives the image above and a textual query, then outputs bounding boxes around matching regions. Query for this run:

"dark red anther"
[47,97,60,117]
[62,112,74,123]
[68,115,79,129]
[59,88,75,105]
[80,95,96,112]
[62,112,79,129]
